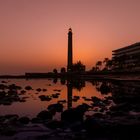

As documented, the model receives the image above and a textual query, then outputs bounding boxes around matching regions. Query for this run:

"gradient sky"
[0,0,140,74]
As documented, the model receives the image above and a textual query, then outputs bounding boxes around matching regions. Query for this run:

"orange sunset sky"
[0,0,140,74]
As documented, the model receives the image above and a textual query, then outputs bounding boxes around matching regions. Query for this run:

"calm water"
[0,78,140,139]
[0,78,112,119]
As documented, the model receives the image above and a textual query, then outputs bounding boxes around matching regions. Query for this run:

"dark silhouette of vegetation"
[95,61,102,71]
[90,58,114,72]
[53,69,58,74]
[72,61,85,72]
[60,67,66,73]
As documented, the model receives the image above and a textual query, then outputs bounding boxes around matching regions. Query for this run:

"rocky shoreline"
[0,101,140,140]
[0,80,140,140]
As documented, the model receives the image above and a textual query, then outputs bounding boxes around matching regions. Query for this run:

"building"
[112,42,140,71]
[67,28,73,72]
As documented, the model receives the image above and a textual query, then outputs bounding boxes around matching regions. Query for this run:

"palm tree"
[95,61,102,71]
[103,58,113,70]
[103,58,109,64]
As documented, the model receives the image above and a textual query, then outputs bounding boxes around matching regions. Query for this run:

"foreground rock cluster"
[0,80,140,140]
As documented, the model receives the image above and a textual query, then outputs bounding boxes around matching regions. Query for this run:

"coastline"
[0,73,140,82]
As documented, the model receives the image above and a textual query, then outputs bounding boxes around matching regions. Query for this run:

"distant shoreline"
[0,73,140,82]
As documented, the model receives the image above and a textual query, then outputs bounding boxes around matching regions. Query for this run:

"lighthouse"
[67,28,73,72]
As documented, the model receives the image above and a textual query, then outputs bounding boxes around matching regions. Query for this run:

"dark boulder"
[58,100,67,104]
[76,103,90,113]
[9,84,22,90]
[20,90,26,94]
[52,94,59,98]
[25,86,32,90]
[45,120,64,129]
[42,89,47,92]
[37,110,52,120]
[39,95,51,101]
[91,96,101,103]
[99,83,110,94]
[36,88,42,92]
[48,103,63,113]
[31,117,42,123]
[93,113,104,118]
[18,117,30,124]
[0,84,8,90]
[61,108,84,123]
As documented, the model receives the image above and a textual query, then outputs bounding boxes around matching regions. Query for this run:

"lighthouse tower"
[67,28,73,72]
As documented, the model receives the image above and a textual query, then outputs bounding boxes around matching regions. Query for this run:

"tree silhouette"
[95,61,102,71]
[91,66,96,72]
[103,58,113,70]
[60,67,66,73]
[72,61,85,72]
[53,69,58,74]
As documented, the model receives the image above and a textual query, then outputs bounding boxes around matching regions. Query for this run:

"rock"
[1,80,7,83]
[0,84,8,90]
[37,110,52,120]
[107,111,127,117]
[91,96,104,107]
[31,117,42,123]
[83,97,92,101]
[110,103,131,112]
[53,89,61,92]
[18,117,30,124]
[72,98,78,102]
[19,99,26,102]
[9,84,22,90]
[25,86,32,90]
[36,88,42,92]
[45,120,63,129]
[52,94,59,98]
[99,83,110,94]
[105,96,113,100]
[3,114,19,124]
[1,127,17,136]
[76,103,90,113]
[73,96,80,100]
[0,90,22,105]
[42,89,47,92]
[0,116,6,123]
[3,101,12,105]
[61,107,85,123]
[20,90,26,94]
[58,100,67,104]
[48,103,63,113]
[39,95,52,101]
[102,99,111,105]
[91,96,101,103]
[72,96,80,102]
[70,121,83,131]
[5,114,19,120]
[84,118,103,134]
[93,113,104,118]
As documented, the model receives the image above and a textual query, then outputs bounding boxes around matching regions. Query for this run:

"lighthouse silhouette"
[67,28,73,72]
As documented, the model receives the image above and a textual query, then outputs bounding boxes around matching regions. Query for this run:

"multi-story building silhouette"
[112,42,140,71]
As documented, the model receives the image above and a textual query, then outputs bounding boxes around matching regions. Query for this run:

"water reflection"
[67,79,85,109]
[0,79,104,117]
[0,79,140,119]
[110,81,140,114]
[67,81,72,109]
[0,79,140,139]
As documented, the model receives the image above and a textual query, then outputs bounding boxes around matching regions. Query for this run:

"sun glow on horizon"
[0,0,140,74]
